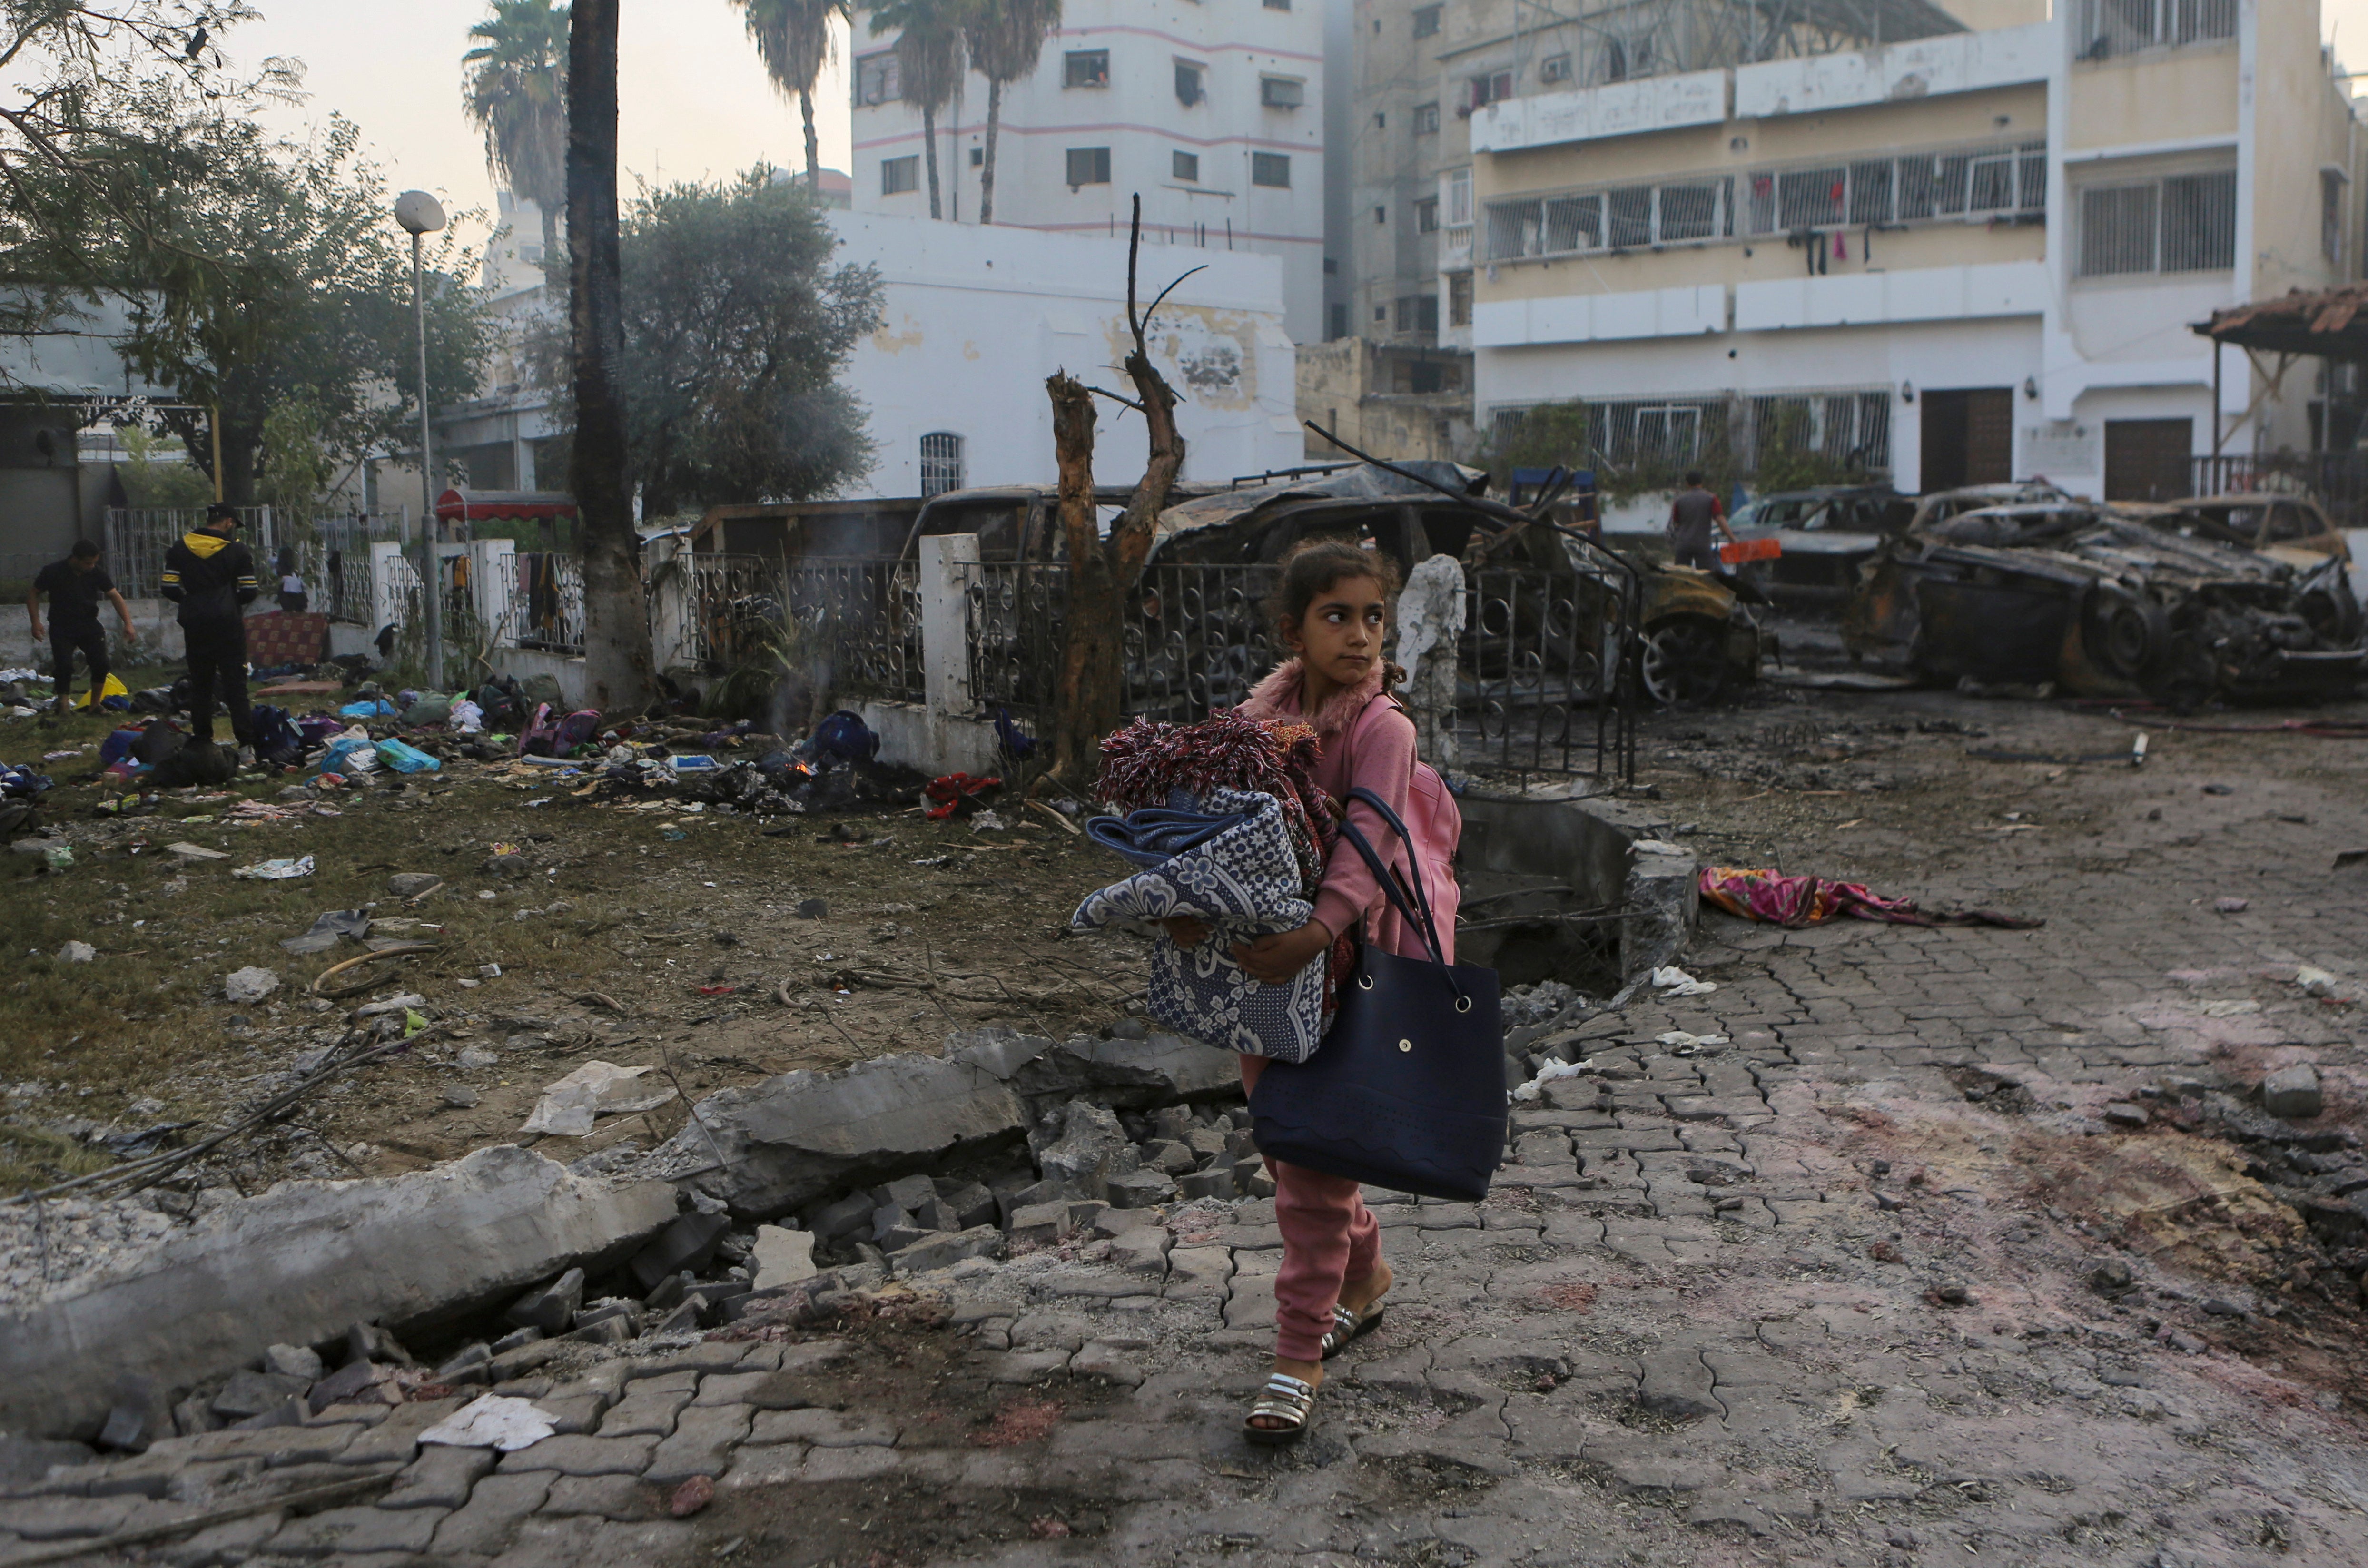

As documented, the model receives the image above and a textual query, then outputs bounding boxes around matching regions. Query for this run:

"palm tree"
[964,0,1058,225]
[732,0,849,192]
[869,0,968,221]
[463,0,570,279]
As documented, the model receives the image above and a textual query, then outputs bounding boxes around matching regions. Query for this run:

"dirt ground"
[3,639,2362,1212]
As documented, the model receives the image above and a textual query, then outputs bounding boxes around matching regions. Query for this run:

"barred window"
[919,433,964,497]
[1252,152,1291,188]
[855,50,899,106]
[1066,147,1111,187]
[1748,141,2043,236]
[2078,168,2235,276]
[2077,0,2237,59]
[2325,169,2349,267]
[1484,178,1731,260]
[881,156,918,196]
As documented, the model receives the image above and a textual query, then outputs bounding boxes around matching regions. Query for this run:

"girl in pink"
[1171,539,1457,1444]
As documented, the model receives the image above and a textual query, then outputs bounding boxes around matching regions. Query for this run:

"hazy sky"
[236,0,854,248]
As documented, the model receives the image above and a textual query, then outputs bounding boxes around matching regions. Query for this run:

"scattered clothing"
[1085,798,1259,869]
[923,772,1001,819]
[1699,866,2043,929]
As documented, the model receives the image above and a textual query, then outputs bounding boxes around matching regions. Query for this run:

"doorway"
[2103,418,2193,502]
[1920,388,2013,492]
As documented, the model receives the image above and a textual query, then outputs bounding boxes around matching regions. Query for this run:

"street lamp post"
[394,189,448,690]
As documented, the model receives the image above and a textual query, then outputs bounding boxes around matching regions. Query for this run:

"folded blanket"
[1072,788,1328,1062]
[1085,798,1259,869]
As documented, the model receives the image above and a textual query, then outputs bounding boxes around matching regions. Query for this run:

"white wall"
[850,0,1327,341]
[831,211,1302,497]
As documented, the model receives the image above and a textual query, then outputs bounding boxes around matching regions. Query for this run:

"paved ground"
[8,688,2368,1567]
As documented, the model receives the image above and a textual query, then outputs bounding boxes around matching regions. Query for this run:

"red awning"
[435,488,578,523]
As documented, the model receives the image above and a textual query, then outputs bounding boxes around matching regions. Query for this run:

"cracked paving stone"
[431,1471,552,1555]
[643,1404,753,1485]
[496,1434,659,1477]
[720,1444,809,1489]
[381,1442,495,1508]
[596,1377,697,1438]
[538,1473,664,1521]
[264,1502,445,1557]
[745,1408,898,1447]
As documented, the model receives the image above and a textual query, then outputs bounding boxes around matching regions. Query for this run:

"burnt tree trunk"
[566,0,653,715]
[1045,197,1190,789]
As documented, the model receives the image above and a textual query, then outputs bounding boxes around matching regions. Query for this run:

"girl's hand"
[1232,920,1333,986]
[1163,917,1211,947]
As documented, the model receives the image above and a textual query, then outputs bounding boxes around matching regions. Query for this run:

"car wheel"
[1642,619,1729,706]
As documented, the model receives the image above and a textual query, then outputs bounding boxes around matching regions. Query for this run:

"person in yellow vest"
[160,504,260,751]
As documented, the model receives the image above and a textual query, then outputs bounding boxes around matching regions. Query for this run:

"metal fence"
[102,506,406,623]
[969,562,1070,724]
[514,552,584,653]
[781,559,924,707]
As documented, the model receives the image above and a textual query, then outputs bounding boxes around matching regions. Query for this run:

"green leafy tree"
[732,0,848,192]
[463,0,570,281]
[963,0,1058,226]
[88,114,494,506]
[257,395,335,517]
[533,168,881,516]
[869,0,968,221]
[0,2,299,358]
[115,426,215,509]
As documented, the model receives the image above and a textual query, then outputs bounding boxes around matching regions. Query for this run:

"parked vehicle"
[1843,501,2365,704]
[1902,481,2070,534]
[2130,493,2352,567]
[1725,483,1914,607]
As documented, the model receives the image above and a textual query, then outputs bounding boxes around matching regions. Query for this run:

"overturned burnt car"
[1842,502,2366,704]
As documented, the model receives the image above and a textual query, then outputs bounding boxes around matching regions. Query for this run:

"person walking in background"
[161,503,259,755]
[274,546,307,614]
[28,539,135,714]
[1667,470,1735,571]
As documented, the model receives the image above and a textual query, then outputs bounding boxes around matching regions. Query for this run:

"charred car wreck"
[1843,503,2366,704]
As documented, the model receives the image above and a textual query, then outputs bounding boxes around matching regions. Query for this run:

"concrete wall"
[0,600,187,669]
[831,211,1302,497]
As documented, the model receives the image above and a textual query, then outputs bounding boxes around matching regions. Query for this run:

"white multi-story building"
[1445,0,2365,509]
[848,0,1328,344]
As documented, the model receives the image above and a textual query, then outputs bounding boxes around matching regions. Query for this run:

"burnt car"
[1842,502,2366,704]
[2125,493,2352,569]
[1727,483,1915,608]
[1155,463,1767,708]
[1902,481,2070,533]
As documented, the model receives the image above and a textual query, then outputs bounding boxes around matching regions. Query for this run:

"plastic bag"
[374,738,442,773]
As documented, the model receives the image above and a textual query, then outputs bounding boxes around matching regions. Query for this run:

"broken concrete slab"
[749,1227,817,1291]
[649,1053,1032,1220]
[0,1145,676,1442]
[2263,1065,2325,1121]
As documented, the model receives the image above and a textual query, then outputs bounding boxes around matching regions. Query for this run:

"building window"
[1413,4,1441,38]
[2075,0,2237,60]
[1415,198,1438,233]
[1330,302,1348,340]
[1468,71,1513,110]
[968,146,983,166]
[1391,296,1439,334]
[2076,168,2236,276]
[881,155,918,195]
[1253,152,1291,188]
[1448,272,1473,326]
[1738,139,2046,236]
[1374,205,1387,225]
[1174,60,1204,106]
[1540,52,1572,85]
[919,433,965,497]
[1064,49,1109,89]
[1413,101,1439,135]
[1066,147,1112,187]
[855,50,900,106]
[1173,150,1200,183]
[1260,75,1304,109]
[1264,0,1289,9]
[2325,169,2349,267]
[1446,168,1471,227]
[1486,177,1735,260]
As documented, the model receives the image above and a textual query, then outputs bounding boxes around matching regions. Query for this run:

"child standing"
[1170,538,1446,1443]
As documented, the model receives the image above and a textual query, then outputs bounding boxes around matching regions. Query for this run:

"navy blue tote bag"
[1248,789,1506,1202]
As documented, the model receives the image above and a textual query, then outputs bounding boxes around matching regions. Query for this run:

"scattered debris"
[1649,965,1717,996]
[223,966,280,1003]
[418,1393,558,1451]
[230,854,314,881]
[518,1061,677,1137]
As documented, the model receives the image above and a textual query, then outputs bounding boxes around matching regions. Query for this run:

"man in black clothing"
[160,503,259,749]
[28,540,136,713]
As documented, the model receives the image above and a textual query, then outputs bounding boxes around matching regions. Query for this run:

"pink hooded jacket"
[1236,659,1458,965]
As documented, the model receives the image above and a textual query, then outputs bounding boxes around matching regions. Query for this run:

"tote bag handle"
[1332,787,1454,980]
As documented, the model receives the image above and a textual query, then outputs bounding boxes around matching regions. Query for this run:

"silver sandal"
[1321,1300,1386,1359]
[1243,1372,1317,1445]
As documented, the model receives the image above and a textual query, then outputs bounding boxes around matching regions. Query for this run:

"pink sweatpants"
[1240,1055,1381,1363]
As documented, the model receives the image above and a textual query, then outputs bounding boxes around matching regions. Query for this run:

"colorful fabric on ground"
[1698,866,2043,930]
